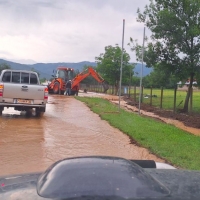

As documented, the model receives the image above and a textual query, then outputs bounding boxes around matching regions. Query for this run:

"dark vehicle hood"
[0,156,200,200]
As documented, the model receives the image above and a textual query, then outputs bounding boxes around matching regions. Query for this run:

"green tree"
[72,69,80,80]
[131,76,140,86]
[95,44,134,94]
[0,63,11,74]
[40,78,47,83]
[130,0,200,112]
[142,64,179,88]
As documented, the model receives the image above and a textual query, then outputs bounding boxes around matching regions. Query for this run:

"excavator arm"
[72,67,109,93]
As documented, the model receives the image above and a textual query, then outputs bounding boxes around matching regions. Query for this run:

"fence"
[79,83,200,114]
[140,86,200,113]
[80,83,130,96]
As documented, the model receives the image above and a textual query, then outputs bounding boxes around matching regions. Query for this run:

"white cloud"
[0,0,150,64]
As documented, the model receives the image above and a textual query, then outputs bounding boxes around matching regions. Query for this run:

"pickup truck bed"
[0,69,48,116]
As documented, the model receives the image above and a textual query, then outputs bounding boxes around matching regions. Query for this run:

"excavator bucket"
[102,81,109,93]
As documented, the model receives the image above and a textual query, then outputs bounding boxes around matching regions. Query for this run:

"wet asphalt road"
[0,94,163,176]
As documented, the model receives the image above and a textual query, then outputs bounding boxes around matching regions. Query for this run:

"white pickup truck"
[0,69,48,116]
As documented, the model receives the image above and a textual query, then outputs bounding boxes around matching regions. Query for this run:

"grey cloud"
[0,0,70,26]
[0,0,150,27]
[31,1,56,8]
[71,0,149,13]
[0,50,13,56]
[0,0,150,62]
[0,0,11,5]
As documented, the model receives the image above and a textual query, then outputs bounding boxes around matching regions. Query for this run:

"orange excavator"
[48,67,74,95]
[48,66,109,95]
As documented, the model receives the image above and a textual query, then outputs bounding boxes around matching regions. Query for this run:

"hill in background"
[0,59,152,80]
[133,63,152,77]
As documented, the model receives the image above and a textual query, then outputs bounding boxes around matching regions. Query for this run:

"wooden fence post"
[173,86,177,113]
[160,87,163,109]
[150,86,152,106]
[134,85,136,102]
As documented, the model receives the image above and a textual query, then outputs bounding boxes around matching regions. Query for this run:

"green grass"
[130,88,200,113]
[76,96,200,170]
[96,86,200,113]
[141,88,185,110]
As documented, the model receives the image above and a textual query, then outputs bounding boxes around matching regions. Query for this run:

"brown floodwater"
[0,94,164,176]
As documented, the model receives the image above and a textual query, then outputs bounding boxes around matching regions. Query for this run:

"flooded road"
[0,94,164,176]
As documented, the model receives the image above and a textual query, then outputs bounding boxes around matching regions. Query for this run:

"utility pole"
[119,19,125,111]
[138,27,145,115]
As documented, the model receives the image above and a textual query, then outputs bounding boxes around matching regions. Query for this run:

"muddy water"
[0,95,164,176]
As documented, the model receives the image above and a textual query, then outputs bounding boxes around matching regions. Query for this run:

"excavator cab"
[55,68,73,82]
[48,67,74,94]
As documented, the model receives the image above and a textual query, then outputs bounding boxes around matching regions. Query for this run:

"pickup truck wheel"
[0,107,4,115]
[36,108,44,117]
[53,82,60,94]
[25,109,33,117]
[36,111,44,117]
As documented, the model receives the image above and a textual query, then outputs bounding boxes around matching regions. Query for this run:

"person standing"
[66,80,72,96]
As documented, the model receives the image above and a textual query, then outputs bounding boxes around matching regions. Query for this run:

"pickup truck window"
[12,72,20,83]
[30,73,38,84]
[2,71,11,82]
[1,71,39,84]
[21,72,29,84]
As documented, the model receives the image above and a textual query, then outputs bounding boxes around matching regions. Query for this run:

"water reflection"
[0,108,46,176]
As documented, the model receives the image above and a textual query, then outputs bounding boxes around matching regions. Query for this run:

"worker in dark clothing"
[66,80,72,96]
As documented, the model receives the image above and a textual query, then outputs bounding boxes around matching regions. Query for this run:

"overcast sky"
[0,0,150,64]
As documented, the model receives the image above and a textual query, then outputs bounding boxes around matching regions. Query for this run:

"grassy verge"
[76,96,200,170]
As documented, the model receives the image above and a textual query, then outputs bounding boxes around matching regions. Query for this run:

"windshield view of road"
[0,94,164,176]
[1,0,200,199]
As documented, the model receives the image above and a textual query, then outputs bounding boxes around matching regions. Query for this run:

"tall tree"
[142,65,179,88]
[95,44,134,94]
[130,0,200,112]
